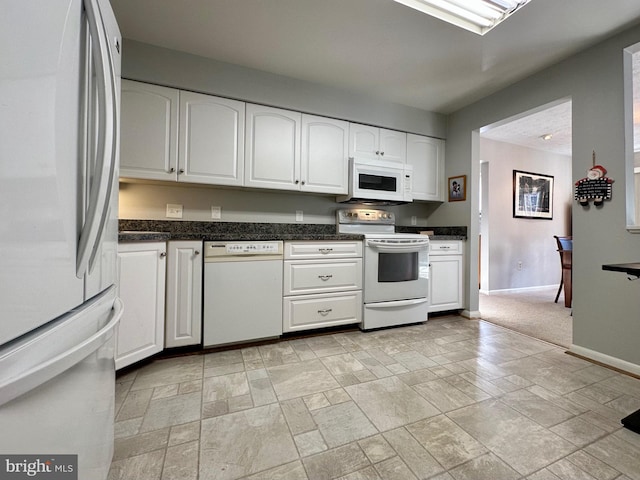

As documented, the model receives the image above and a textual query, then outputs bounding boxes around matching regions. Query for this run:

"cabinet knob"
[301,180,306,185]
[168,167,175,173]
[380,151,385,156]
[179,169,185,174]
[295,179,300,184]
[160,252,167,258]
[194,250,200,255]
[375,151,380,155]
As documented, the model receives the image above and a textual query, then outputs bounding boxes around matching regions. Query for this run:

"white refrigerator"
[0,0,123,478]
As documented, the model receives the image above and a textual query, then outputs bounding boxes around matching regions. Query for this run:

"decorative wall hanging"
[448,175,466,202]
[513,170,554,219]
[574,151,613,206]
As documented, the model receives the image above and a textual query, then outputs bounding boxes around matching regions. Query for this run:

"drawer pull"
[318,274,333,281]
[318,248,333,254]
[318,308,333,316]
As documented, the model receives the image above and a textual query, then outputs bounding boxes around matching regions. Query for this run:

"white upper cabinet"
[120,81,245,186]
[406,134,445,201]
[245,104,301,190]
[349,123,406,163]
[301,114,349,194]
[120,80,179,181]
[179,91,245,186]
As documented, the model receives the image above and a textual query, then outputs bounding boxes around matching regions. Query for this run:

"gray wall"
[480,138,572,292]
[430,24,640,370]
[122,40,446,138]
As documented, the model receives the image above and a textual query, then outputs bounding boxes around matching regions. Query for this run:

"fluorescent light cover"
[394,0,532,35]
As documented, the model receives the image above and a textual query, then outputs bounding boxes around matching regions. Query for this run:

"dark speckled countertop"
[118,220,467,243]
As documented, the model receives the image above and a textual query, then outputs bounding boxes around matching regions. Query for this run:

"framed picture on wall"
[448,175,466,202]
[513,170,554,219]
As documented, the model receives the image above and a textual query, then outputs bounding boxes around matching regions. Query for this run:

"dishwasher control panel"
[204,241,284,259]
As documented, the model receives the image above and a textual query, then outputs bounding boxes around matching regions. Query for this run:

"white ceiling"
[109,0,640,153]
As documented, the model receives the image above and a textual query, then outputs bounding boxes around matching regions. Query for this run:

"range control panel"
[337,208,395,225]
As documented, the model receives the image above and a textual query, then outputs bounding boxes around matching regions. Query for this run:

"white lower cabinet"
[428,240,464,313]
[116,242,166,370]
[165,241,203,348]
[283,241,363,332]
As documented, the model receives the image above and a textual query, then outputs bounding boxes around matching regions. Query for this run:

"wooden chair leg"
[555,278,563,303]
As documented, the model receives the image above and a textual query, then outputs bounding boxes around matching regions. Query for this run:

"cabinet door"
[407,134,445,201]
[429,255,463,312]
[244,104,301,190]
[179,91,245,186]
[116,242,166,369]
[379,129,406,163]
[349,123,379,160]
[165,241,202,348]
[301,115,349,194]
[120,80,178,181]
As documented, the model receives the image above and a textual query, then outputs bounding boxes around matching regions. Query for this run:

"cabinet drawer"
[284,258,362,295]
[283,291,362,333]
[429,240,463,255]
[285,241,362,259]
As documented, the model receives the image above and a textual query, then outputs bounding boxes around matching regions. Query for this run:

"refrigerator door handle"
[76,0,119,278]
[0,297,123,408]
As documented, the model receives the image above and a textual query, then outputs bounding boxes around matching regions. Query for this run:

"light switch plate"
[296,210,303,222]
[211,206,221,219]
[166,203,183,219]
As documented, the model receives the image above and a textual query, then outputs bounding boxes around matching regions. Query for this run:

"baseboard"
[481,284,559,295]
[461,309,482,319]
[569,344,640,377]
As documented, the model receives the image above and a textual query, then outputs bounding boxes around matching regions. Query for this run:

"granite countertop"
[118,220,467,243]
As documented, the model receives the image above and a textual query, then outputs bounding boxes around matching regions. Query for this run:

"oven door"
[364,238,429,303]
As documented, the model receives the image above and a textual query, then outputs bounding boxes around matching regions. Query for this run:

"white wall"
[480,138,572,292]
[430,23,640,371]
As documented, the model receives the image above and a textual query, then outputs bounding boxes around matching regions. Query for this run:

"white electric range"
[337,209,430,330]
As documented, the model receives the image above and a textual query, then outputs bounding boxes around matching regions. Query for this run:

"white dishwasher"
[203,241,283,347]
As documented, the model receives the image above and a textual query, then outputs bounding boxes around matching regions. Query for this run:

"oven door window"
[378,252,418,282]
[358,173,397,192]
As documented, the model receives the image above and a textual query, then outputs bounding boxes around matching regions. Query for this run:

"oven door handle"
[367,240,429,253]
[366,298,429,308]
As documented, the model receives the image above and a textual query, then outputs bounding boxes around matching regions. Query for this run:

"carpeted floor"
[479,286,572,348]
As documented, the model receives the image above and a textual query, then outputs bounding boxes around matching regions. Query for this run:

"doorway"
[477,100,573,347]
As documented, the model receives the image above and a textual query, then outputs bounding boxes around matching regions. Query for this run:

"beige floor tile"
[413,378,477,412]
[346,377,440,431]
[268,359,340,401]
[448,453,520,480]
[383,427,444,479]
[564,450,620,480]
[200,404,298,480]
[202,371,249,402]
[280,397,316,435]
[108,449,165,480]
[374,456,418,480]
[168,421,200,446]
[392,350,437,371]
[139,392,201,432]
[407,415,488,470]
[550,417,607,446]
[161,440,198,480]
[112,428,169,461]
[294,430,328,457]
[321,353,366,375]
[114,417,143,439]
[302,443,371,480]
[243,460,309,480]
[358,434,396,464]
[312,401,378,448]
[130,356,203,391]
[116,388,153,421]
[586,433,640,480]
[304,392,330,411]
[500,389,574,427]
[336,465,382,480]
[203,349,243,368]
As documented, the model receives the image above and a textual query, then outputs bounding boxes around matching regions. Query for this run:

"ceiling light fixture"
[541,133,553,141]
[393,0,532,35]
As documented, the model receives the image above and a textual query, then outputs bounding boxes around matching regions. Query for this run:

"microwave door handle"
[76,0,118,278]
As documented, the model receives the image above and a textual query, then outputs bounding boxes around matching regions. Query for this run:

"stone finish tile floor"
[109,316,640,480]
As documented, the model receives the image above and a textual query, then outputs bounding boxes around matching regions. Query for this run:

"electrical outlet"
[295,210,303,222]
[211,206,221,219]
[517,261,523,271]
[166,203,183,219]
[411,216,417,226]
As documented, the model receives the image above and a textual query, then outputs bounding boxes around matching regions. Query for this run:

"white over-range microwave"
[337,157,413,205]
